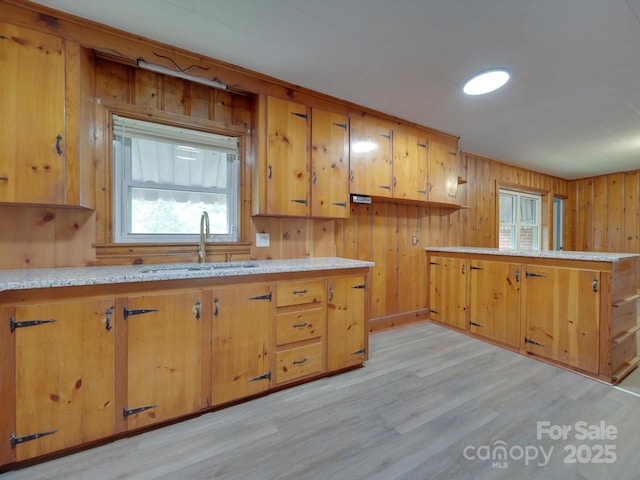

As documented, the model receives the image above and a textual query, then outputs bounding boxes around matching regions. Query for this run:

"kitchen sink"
[141,262,259,273]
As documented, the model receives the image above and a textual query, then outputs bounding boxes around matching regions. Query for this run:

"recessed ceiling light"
[463,68,510,95]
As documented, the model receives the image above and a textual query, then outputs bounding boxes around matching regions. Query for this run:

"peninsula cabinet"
[253,96,349,218]
[0,22,94,208]
[0,259,371,469]
[426,247,640,384]
[10,298,116,462]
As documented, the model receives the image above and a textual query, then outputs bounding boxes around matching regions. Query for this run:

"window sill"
[95,242,252,266]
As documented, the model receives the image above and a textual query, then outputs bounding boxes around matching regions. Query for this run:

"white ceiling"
[31,0,640,179]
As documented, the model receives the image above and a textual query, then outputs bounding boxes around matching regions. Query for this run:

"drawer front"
[276,280,325,307]
[276,308,326,346]
[275,342,324,384]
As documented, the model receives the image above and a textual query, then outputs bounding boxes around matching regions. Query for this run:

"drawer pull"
[292,322,308,328]
[292,357,308,365]
[292,289,308,295]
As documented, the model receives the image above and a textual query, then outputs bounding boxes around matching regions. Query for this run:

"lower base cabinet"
[0,267,369,469]
[12,299,116,461]
[427,250,638,384]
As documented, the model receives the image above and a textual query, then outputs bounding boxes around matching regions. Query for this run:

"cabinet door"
[0,22,66,204]
[349,117,393,198]
[522,266,600,374]
[429,256,467,330]
[392,131,428,201]
[468,260,521,348]
[266,96,309,216]
[124,291,203,429]
[327,276,367,371]
[428,140,459,205]
[311,108,350,218]
[211,283,272,405]
[13,299,115,461]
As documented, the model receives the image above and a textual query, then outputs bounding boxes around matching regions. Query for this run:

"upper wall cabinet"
[253,96,350,218]
[349,117,393,198]
[428,140,461,205]
[310,108,349,218]
[0,22,94,208]
[392,130,429,202]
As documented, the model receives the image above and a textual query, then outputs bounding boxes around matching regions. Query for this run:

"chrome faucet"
[198,211,210,263]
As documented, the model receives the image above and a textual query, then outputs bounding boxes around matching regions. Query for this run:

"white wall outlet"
[256,233,270,247]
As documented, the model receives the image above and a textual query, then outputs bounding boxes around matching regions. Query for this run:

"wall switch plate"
[256,233,270,247]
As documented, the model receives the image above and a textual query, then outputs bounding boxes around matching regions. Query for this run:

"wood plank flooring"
[3,322,640,480]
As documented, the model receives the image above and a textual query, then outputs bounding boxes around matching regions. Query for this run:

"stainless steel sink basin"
[141,262,258,274]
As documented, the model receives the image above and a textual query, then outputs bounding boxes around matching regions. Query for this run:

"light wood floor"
[4,322,640,480]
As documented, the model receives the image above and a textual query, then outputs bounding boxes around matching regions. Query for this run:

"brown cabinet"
[11,298,115,461]
[427,140,461,205]
[274,279,326,385]
[0,23,94,207]
[327,275,367,371]
[392,131,429,202]
[349,117,393,198]
[427,249,638,383]
[311,108,350,218]
[254,97,349,218]
[428,255,467,330]
[211,283,273,405]
[468,259,521,348]
[521,265,600,374]
[123,291,203,430]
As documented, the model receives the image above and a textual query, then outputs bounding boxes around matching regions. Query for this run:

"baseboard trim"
[368,309,429,333]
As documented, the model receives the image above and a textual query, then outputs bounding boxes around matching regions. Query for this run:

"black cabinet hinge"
[248,371,271,382]
[10,317,55,333]
[123,308,159,320]
[249,292,273,301]
[469,321,483,327]
[123,404,157,419]
[470,266,484,270]
[350,347,366,355]
[10,430,57,449]
[291,198,308,205]
[524,337,545,347]
[291,112,308,120]
[379,133,391,139]
[333,122,347,130]
[352,284,366,289]
[525,272,546,278]
[332,201,347,207]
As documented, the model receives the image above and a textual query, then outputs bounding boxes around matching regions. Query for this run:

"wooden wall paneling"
[371,203,386,319]
[160,75,187,115]
[0,207,56,268]
[311,219,337,257]
[384,204,399,317]
[576,178,594,250]
[563,181,577,251]
[623,172,639,254]
[250,217,282,260]
[188,83,212,120]
[396,204,410,313]
[54,209,96,266]
[593,176,607,251]
[281,218,311,259]
[133,69,160,109]
[606,173,624,252]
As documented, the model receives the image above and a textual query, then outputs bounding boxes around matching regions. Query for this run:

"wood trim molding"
[368,309,429,333]
[95,243,252,266]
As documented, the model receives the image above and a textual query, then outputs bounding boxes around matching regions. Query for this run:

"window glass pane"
[499,225,516,249]
[518,225,539,250]
[519,197,537,224]
[129,188,228,235]
[499,194,515,223]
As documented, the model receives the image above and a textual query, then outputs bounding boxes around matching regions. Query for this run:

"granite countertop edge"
[0,257,375,292]
[425,247,640,262]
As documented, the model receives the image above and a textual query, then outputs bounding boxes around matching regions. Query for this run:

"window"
[113,115,239,243]
[499,189,541,250]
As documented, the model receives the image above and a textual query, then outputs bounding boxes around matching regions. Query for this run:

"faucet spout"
[198,211,210,263]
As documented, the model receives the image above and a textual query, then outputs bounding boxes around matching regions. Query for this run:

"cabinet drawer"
[276,308,325,346]
[275,342,324,384]
[276,280,325,307]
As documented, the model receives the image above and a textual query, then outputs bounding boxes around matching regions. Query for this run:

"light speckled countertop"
[0,257,374,292]
[425,247,640,262]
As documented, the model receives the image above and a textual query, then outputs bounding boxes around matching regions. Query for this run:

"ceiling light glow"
[463,68,510,96]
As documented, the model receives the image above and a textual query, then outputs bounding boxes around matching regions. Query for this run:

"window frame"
[112,114,241,244]
[498,188,543,250]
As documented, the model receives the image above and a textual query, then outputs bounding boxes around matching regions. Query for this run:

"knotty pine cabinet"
[327,275,367,370]
[0,22,94,207]
[211,283,273,405]
[392,130,429,202]
[9,298,115,462]
[253,96,349,218]
[427,141,461,205]
[426,248,639,384]
[122,291,204,430]
[349,117,393,199]
[0,265,370,468]
[521,266,600,374]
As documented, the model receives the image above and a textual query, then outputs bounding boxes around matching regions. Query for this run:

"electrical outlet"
[256,233,270,247]
[412,235,419,245]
